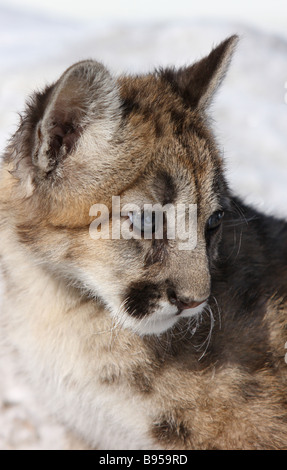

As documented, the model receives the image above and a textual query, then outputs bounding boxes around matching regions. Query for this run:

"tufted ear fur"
[161,35,239,111]
[31,60,120,174]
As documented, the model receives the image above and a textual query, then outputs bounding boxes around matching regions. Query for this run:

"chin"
[112,301,207,337]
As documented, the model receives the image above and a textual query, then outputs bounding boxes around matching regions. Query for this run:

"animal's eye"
[128,210,156,235]
[206,210,224,231]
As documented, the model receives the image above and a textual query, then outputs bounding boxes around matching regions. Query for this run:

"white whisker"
[212,295,222,330]
[195,305,215,361]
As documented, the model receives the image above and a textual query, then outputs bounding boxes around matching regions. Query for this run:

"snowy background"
[0,0,287,450]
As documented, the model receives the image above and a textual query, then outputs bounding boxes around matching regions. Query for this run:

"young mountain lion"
[1,35,287,450]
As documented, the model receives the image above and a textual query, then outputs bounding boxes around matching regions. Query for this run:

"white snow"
[0,4,286,450]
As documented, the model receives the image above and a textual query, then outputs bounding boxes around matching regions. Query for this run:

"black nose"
[167,289,207,310]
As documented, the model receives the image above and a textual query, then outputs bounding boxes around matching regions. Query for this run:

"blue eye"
[207,210,224,231]
[129,211,156,235]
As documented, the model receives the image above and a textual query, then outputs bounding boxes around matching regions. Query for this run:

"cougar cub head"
[3,36,238,335]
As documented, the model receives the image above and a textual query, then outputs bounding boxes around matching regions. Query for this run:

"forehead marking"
[155,170,177,206]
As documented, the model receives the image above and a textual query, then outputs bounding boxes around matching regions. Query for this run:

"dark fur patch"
[120,91,163,138]
[99,364,122,385]
[144,239,168,267]
[124,281,161,319]
[151,414,191,447]
[128,238,144,255]
[130,365,154,394]
[241,379,262,401]
[169,109,187,136]
[16,224,38,245]
[121,96,141,119]
[155,170,177,205]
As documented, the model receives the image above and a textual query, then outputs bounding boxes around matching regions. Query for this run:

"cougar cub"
[1,35,287,450]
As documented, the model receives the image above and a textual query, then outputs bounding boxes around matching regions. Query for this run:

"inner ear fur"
[161,35,239,111]
[32,60,119,173]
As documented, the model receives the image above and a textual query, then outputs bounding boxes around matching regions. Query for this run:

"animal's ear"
[32,60,119,173]
[162,35,239,111]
